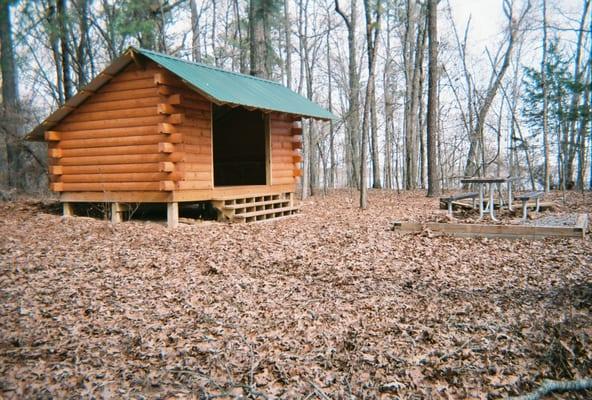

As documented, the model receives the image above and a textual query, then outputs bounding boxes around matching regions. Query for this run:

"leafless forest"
[1,0,592,398]
[0,0,590,199]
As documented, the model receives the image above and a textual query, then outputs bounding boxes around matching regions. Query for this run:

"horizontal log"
[272,170,295,178]
[49,165,63,175]
[59,153,183,166]
[60,144,160,158]
[77,96,162,113]
[176,163,210,173]
[59,171,183,183]
[99,77,156,93]
[48,148,62,158]
[160,180,175,191]
[182,171,211,181]
[291,126,303,135]
[182,97,211,111]
[157,103,176,115]
[158,123,176,134]
[55,126,159,141]
[272,177,295,185]
[184,118,210,129]
[58,134,182,149]
[292,141,302,150]
[178,143,209,155]
[185,109,210,120]
[159,162,175,172]
[168,114,184,124]
[270,127,293,136]
[273,163,296,171]
[176,180,212,190]
[64,106,156,123]
[271,138,293,146]
[178,127,211,137]
[59,115,166,131]
[60,191,171,203]
[158,142,174,153]
[45,131,60,141]
[184,153,211,164]
[84,87,159,103]
[181,135,211,146]
[270,120,295,129]
[154,72,177,86]
[293,168,302,177]
[271,155,297,164]
[54,163,164,175]
[271,148,295,155]
[293,154,303,163]
[109,69,159,83]
[53,181,168,192]
[156,84,210,102]
[168,94,182,105]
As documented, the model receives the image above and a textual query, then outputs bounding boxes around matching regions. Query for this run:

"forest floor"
[1,190,592,399]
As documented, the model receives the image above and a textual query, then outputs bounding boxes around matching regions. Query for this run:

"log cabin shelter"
[26,47,334,227]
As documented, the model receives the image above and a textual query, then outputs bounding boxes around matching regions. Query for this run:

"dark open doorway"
[213,105,267,186]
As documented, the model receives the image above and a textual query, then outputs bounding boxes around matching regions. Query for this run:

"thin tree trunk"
[283,0,292,89]
[0,0,18,188]
[336,0,360,189]
[249,0,266,78]
[541,0,550,191]
[57,0,73,101]
[191,0,202,62]
[403,0,418,189]
[426,0,440,196]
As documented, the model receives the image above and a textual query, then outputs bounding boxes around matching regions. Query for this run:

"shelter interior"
[213,105,267,187]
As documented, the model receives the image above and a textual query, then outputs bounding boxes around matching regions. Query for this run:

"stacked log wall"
[269,113,302,186]
[154,71,213,191]
[47,61,184,193]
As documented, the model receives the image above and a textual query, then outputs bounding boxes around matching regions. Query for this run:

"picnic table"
[460,176,516,221]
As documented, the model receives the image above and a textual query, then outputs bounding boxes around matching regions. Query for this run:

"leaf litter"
[0,190,591,399]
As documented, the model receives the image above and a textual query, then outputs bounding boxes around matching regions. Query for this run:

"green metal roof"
[137,48,335,120]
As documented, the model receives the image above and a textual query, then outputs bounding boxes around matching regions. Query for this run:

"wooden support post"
[63,202,74,217]
[111,202,127,224]
[167,202,179,228]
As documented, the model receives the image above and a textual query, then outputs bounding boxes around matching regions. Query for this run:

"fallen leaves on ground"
[1,190,591,399]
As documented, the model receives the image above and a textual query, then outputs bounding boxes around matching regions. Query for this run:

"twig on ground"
[510,378,592,400]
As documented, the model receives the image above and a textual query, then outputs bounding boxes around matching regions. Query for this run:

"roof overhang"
[26,47,336,141]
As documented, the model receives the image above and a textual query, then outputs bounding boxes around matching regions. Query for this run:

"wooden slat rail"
[392,216,588,240]
[440,192,479,215]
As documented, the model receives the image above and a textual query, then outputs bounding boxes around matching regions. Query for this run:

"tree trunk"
[403,0,418,189]
[74,0,89,88]
[283,0,292,89]
[464,0,530,178]
[190,0,202,62]
[0,0,18,188]
[249,0,266,78]
[567,0,590,189]
[426,0,440,197]
[541,0,550,191]
[336,0,360,189]
[57,0,73,101]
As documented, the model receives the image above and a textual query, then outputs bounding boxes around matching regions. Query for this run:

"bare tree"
[335,0,361,188]
[426,0,440,196]
[463,0,531,178]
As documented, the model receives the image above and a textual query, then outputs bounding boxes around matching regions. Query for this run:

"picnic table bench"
[515,191,544,220]
[440,192,479,216]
